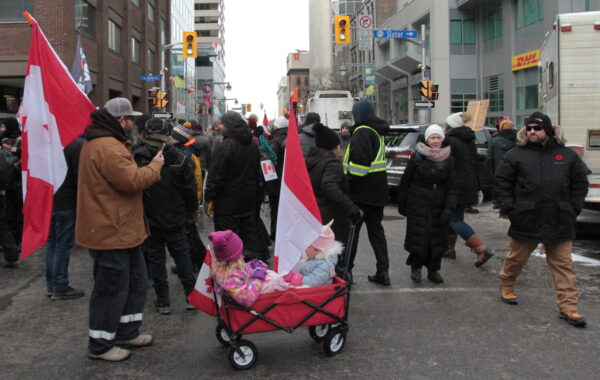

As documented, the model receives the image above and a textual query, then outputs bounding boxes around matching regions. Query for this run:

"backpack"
[0,149,16,189]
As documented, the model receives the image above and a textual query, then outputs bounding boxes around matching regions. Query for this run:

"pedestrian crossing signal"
[335,16,351,44]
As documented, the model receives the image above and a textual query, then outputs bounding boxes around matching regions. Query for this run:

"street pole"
[418,24,431,125]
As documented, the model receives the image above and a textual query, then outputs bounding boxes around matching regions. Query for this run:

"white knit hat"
[446,112,464,129]
[274,116,289,129]
[425,124,445,141]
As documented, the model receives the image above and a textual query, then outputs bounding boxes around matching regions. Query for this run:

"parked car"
[385,124,495,198]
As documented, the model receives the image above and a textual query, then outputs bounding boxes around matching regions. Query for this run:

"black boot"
[368,270,390,286]
[410,267,422,283]
[427,270,444,284]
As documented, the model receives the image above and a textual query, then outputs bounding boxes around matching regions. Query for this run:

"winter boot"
[88,346,131,362]
[559,311,587,328]
[368,270,391,286]
[116,334,154,348]
[427,270,444,284]
[410,267,422,283]
[466,234,494,267]
[501,287,518,305]
[443,234,458,259]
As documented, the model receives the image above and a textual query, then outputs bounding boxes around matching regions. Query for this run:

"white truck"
[539,11,600,207]
[305,90,357,130]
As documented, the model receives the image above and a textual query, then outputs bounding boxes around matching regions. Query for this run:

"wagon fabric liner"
[221,276,348,334]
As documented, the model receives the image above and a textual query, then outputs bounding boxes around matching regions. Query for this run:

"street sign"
[373,30,417,39]
[140,75,162,82]
[153,112,174,119]
[414,101,435,108]
[358,11,373,51]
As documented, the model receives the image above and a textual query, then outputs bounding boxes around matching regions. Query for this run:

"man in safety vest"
[342,99,391,285]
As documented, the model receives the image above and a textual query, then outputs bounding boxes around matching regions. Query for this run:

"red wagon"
[208,223,357,370]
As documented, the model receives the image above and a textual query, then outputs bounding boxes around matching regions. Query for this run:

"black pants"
[406,249,442,272]
[269,195,279,240]
[186,222,207,271]
[146,229,196,306]
[0,194,19,262]
[214,211,261,260]
[88,247,148,355]
[346,203,389,273]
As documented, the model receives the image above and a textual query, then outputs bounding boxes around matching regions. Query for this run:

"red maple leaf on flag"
[204,277,213,294]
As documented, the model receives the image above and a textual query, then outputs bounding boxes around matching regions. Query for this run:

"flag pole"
[23,11,34,25]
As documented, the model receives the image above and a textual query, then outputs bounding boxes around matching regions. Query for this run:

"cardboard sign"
[261,160,278,181]
[465,100,489,131]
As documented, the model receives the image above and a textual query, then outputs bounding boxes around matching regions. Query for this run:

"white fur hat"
[425,124,445,141]
[274,116,289,129]
[446,112,464,129]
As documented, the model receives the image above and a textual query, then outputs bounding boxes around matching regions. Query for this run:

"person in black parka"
[205,112,263,260]
[266,116,289,240]
[305,123,362,280]
[398,125,457,284]
[134,118,198,314]
[444,112,493,267]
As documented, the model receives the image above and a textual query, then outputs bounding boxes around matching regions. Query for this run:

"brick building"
[0,0,170,117]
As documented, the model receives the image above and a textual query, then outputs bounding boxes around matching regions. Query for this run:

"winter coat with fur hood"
[495,126,589,243]
[298,241,342,287]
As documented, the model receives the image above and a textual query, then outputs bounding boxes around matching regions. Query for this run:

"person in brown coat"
[76,98,163,362]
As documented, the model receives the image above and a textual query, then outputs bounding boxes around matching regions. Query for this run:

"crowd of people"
[0,97,590,362]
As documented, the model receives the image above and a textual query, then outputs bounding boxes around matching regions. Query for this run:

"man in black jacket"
[495,112,589,327]
[205,112,263,260]
[267,116,289,240]
[343,99,390,285]
[134,118,198,315]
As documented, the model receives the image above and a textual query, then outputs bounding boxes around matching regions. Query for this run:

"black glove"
[440,209,453,224]
[349,208,364,224]
[398,204,407,217]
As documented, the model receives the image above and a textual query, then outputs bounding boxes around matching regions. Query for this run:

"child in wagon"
[283,221,344,287]
[209,230,290,308]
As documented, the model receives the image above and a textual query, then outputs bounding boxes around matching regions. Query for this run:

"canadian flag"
[274,103,322,274]
[187,250,217,316]
[20,12,96,259]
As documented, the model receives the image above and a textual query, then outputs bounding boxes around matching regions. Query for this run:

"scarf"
[415,142,451,162]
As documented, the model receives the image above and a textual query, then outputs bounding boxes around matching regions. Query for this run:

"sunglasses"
[526,125,543,132]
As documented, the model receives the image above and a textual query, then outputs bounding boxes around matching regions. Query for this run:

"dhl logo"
[511,49,540,71]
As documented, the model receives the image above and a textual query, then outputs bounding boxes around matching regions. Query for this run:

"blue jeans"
[45,209,76,292]
[449,206,475,241]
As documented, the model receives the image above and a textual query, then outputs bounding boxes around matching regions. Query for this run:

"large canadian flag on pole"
[274,102,322,274]
[19,12,96,259]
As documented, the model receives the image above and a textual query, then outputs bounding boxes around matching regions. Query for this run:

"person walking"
[496,112,589,327]
[339,121,352,153]
[305,123,362,281]
[397,125,457,284]
[343,99,391,285]
[487,118,517,217]
[1,117,23,246]
[444,112,493,266]
[45,137,86,300]
[205,112,263,260]
[0,119,19,268]
[76,98,163,362]
[134,118,198,315]
[299,112,321,157]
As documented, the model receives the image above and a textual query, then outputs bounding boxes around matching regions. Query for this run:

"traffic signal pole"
[419,24,431,125]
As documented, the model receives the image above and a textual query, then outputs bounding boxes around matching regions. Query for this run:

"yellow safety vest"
[343,125,386,177]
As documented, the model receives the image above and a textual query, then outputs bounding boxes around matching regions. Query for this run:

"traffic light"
[155,91,168,109]
[292,88,299,102]
[148,88,157,105]
[247,104,251,112]
[420,80,432,99]
[182,31,197,58]
[334,15,351,44]
[430,83,439,100]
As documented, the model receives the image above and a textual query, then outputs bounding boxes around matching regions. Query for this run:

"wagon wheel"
[215,323,232,346]
[309,324,330,342]
[323,328,346,356]
[228,339,258,370]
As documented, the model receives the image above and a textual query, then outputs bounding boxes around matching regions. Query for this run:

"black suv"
[385,124,495,197]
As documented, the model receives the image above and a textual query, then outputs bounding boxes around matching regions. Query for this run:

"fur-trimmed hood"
[516,124,565,147]
[301,240,344,264]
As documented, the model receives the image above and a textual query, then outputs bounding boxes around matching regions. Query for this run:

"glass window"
[524,0,538,26]
[516,86,525,111]
[0,0,32,23]
[195,3,218,10]
[131,37,140,63]
[586,0,591,11]
[450,21,462,44]
[148,3,155,22]
[108,20,122,53]
[131,0,139,7]
[451,93,477,113]
[464,21,475,44]
[525,84,538,109]
[483,9,503,41]
[515,0,524,29]
[148,49,155,73]
[75,0,96,38]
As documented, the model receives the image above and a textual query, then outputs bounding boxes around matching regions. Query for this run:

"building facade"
[194,0,226,127]
[374,0,600,126]
[287,51,310,113]
[0,0,169,117]
[170,0,196,121]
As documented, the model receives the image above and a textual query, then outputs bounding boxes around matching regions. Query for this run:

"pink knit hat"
[311,224,335,251]
[208,230,243,262]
